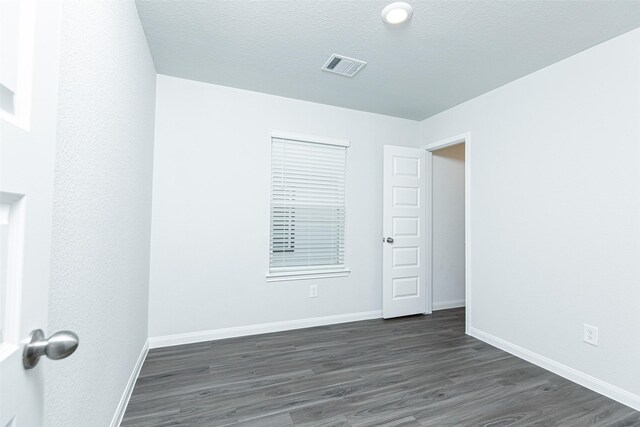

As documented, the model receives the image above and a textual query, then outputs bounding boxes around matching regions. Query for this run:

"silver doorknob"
[386,237,394,244]
[23,329,79,369]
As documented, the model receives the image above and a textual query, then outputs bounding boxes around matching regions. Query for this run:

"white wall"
[420,28,640,405]
[149,75,419,338]
[45,2,156,426]
[432,143,466,310]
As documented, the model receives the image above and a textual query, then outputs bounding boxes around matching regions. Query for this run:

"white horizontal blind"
[270,137,347,272]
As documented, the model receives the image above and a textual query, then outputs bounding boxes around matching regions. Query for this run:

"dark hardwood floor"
[122,309,640,426]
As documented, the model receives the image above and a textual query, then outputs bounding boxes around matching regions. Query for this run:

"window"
[267,131,350,281]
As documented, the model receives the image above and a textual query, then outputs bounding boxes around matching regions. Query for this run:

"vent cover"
[321,54,366,77]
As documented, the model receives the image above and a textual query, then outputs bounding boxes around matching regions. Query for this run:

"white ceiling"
[135,1,640,120]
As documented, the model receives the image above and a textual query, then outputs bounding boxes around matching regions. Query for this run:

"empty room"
[1,0,639,426]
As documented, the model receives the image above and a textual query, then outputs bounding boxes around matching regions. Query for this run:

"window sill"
[266,268,351,282]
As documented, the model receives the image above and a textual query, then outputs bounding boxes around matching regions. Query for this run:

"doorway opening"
[424,133,470,332]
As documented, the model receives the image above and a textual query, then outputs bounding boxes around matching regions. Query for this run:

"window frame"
[266,130,351,282]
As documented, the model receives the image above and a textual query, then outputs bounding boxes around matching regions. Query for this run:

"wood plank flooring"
[122,309,640,426]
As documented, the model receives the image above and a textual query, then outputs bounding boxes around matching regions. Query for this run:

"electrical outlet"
[583,324,598,346]
[309,285,318,298]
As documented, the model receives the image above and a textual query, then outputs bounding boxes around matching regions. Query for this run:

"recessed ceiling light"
[381,2,413,25]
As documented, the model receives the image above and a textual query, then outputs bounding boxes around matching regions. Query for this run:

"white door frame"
[422,132,471,334]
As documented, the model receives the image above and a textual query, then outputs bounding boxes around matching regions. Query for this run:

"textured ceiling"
[135,0,640,120]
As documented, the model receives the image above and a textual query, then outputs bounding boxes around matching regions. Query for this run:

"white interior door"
[382,145,428,319]
[0,1,62,426]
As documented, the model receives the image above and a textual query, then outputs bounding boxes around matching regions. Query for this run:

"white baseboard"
[432,299,466,311]
[469,327,640,412]
[149,310,383,349]
[110,339,149,427]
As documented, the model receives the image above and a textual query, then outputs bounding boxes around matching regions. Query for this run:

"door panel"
[383,146,427,319]
[0,1,61,426]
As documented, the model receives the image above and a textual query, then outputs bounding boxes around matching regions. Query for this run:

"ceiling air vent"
[321,54,366,77]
